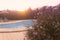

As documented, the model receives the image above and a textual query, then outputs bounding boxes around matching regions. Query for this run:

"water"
[0,20,35,28]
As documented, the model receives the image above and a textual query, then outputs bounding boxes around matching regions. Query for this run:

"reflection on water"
[0,20,35,28]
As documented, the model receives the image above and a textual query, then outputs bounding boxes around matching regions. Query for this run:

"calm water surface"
[0,20,35,28]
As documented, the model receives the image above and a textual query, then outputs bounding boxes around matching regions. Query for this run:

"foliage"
[27,4,60,40]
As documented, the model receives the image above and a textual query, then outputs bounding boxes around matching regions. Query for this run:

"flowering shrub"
[27,4,60,40]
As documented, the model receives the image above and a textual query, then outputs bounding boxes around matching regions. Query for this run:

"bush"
[27,5,60,40]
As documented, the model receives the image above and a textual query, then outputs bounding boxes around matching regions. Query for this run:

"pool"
[0,20,35,28]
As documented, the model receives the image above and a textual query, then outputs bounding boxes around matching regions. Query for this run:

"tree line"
[0,4,60,20]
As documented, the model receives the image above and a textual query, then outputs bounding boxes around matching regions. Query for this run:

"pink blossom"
[33,32,38,35]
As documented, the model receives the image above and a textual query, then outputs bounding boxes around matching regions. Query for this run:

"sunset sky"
[0,0,60,11]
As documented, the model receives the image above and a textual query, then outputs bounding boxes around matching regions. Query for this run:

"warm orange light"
[18,10,26,16]
[20,11,26,16]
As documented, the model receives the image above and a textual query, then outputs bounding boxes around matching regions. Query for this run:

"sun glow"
[0,0,59,11]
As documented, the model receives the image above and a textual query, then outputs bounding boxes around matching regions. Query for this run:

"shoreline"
[0,27,28,40]
[0,26,28,31]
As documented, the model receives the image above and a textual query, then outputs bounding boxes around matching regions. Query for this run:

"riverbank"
[0,20,34,40]
[0,27,28,40]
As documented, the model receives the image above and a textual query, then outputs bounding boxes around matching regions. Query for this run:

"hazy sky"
[0,0,60,11]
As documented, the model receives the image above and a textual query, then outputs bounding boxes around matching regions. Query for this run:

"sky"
[0,0,60,11]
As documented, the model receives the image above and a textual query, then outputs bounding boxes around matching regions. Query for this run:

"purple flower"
[33,32,38,35]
